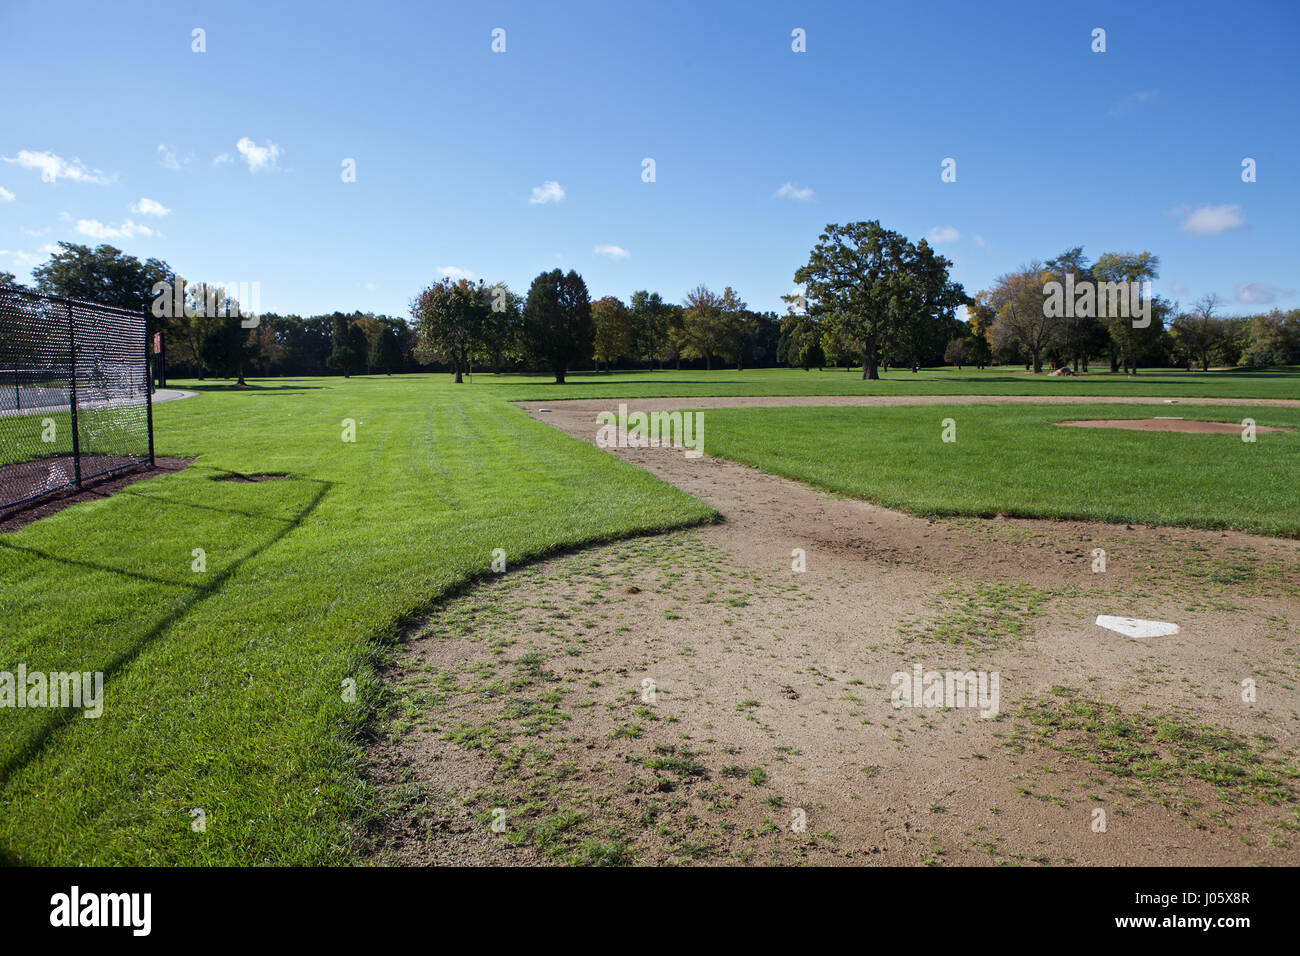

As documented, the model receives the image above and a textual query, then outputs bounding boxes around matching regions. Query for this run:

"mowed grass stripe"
[0,377,713,864]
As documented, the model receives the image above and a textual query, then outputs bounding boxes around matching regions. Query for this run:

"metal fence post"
[144,307,155,467]
[67,301,82,489]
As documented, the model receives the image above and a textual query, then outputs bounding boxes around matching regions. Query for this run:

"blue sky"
[1,0,1296,319]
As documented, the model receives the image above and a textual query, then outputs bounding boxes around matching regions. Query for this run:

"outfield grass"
[0,375,713,864]
[693,403,1300,538]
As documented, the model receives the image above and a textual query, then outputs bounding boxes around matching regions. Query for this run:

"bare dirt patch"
[364,396,1300,866]
[210,471,291,482]
[0,457,193,533]
[1059,418,1290,434]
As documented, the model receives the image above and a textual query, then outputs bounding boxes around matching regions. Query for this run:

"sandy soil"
[365,396,1300,866]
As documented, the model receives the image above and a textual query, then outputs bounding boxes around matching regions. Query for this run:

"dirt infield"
[1059,418,1290,434]
[367,396,1300,866]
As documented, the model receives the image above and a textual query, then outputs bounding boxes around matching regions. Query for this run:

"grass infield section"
[0,376,713,864]
[691,403,1300,539]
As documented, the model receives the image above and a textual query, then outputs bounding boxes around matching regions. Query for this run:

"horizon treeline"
[4,239,1298,384]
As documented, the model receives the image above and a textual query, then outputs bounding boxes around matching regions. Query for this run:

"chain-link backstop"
[0,286,154,513]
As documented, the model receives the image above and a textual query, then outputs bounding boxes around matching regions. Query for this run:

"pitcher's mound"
[1059,418,1289,434]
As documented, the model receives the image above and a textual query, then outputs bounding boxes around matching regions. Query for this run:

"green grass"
[692,403,1300,538]
[479,364,1300,401]
[0,375,713,864]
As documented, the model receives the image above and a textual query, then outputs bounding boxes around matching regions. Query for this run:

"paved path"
[0,387,196,418]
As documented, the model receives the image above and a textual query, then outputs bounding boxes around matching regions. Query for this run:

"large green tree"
[477,283,524,373]
[201,315,261,386]
[629,290,671,368]
[411,277,491,383]
[1092,251,1164,373]
[521,269,592,384]
[32,242,173,327]
[678,285,735,370]
[325,313,368,377]
[989,263,1056,373]
[591,295,633,371]
[367,319,408,374]
[795,221,960,379]
[1043,247,1104,371]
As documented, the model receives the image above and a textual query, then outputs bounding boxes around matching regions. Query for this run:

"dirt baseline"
[1059,418,1290,434]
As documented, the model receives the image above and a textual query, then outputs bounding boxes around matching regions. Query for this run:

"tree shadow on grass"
[0,475,332,848]
[173,382,326,392]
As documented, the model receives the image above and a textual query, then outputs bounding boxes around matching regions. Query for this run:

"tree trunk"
[554,366,565,385]
[861,338,879,380]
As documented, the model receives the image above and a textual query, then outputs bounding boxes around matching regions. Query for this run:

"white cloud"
[1,244,59,267]
[775,181,815,201]
[529,180,565,204]
[75,218,155,240]
[157,144,192,169]
[593,244,629,259]
[924,225,960,244]
[0,186,13,202]
[438,265,476,279]
[1235,282,1293,305]
[213,153,233,165]
[1169,281,1189,295]
[131,197,171,217]
[1,150,112,184]
[1176,204,1247,236]
[972,234,987,248]
[234,137,281,172]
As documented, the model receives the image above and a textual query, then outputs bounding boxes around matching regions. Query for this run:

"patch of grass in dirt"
[903,581,1052,648]
[1006,687,1300,824]
[1136,541,1300,597]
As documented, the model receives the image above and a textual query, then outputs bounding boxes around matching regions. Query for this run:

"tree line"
[409,272,791,382]
[948,247,1300,374]
[5,235,1295,385]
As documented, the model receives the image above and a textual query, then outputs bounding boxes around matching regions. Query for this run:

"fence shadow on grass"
[0,474,332,859]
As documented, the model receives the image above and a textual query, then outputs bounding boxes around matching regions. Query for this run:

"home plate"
[1096,615,1180,638]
